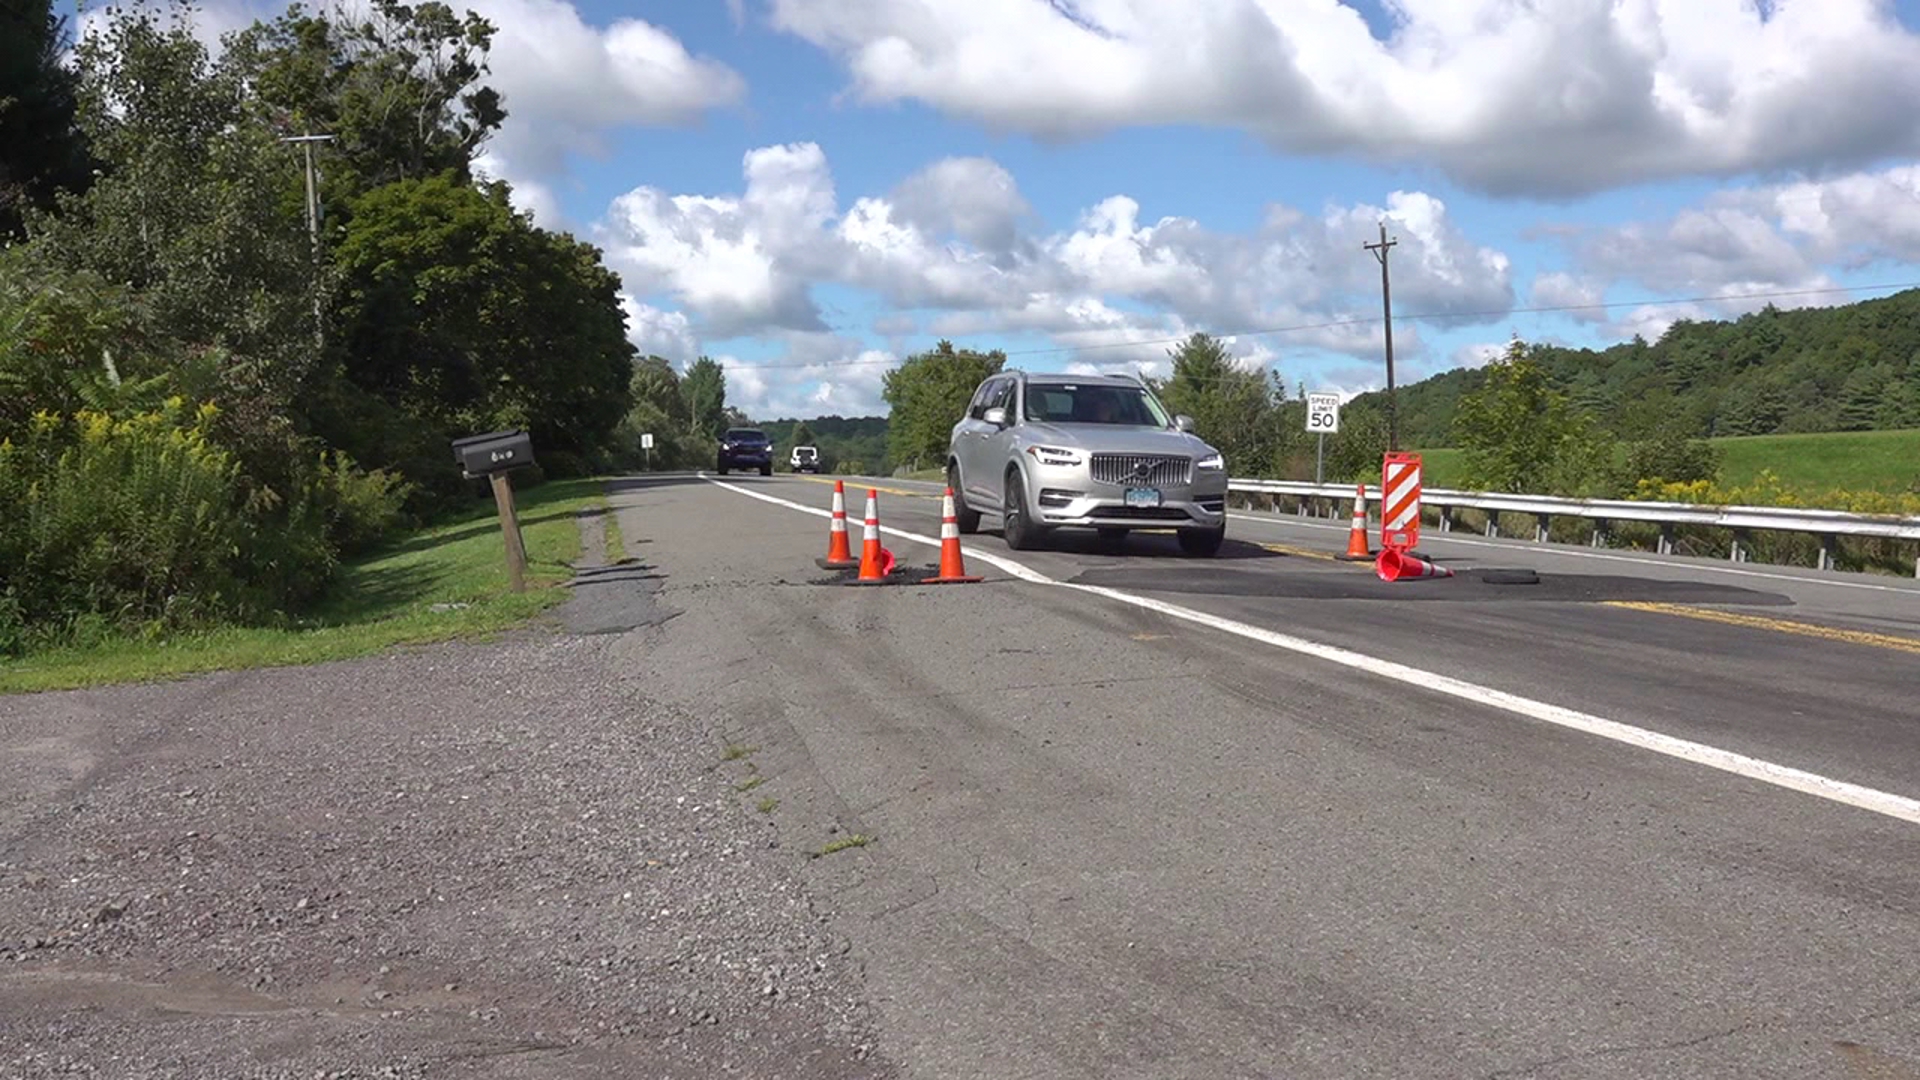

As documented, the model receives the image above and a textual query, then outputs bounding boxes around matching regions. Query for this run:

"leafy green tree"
[26,3,324,487]
[1618,423,1722,487]
[1321,400,1393,484]
[790,420,816,447]
[0,251,177,436]
[1837,364,1890,431]
[682,356,728,442]
[1156,332,1276,475]
[882,339,1005,469]
[1452,338,1608,495]
[0,0,93,239]
[327,174,632,488]
[222,0,506,200]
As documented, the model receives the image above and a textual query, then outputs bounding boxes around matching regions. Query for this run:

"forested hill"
[1353,289,1920,447]
[755,416,890,473]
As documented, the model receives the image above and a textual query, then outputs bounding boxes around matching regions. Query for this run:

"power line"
[716,280,1920,372]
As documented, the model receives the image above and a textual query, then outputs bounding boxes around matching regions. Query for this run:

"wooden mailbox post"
[451,429,537,593]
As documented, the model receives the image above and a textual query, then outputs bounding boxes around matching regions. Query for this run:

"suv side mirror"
[1173,414,1196,432]
[982,407,1009,427]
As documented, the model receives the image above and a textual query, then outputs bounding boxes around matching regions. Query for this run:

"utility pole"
[1363,220,1399,452]
[280,133,335,351]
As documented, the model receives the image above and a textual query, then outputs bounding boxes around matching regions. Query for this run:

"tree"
[1452,338,1608,495]
[791,420,817,447]
[0,0,93,240]
[682,356,728,441]
[882,339,1005,469]
[1618,423,1722,488]
[26,2,324,490]
[222,0,507,197]
[326,174,633,488]
[1156,332,1276,476]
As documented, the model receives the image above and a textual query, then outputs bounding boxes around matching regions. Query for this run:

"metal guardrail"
[1226,478,1920,576]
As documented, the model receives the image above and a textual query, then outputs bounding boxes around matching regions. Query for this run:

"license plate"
[1124,487,1162,508]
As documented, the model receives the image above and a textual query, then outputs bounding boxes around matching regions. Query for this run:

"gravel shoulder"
[0,491,893,1079]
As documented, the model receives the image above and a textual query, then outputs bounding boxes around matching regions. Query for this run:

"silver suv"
[946,370,1229,555]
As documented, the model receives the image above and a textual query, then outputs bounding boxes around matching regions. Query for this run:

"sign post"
[450,429,537,592]
[640,431,654,471]
[1305,392,1341,485]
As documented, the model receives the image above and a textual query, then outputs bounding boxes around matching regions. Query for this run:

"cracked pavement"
[4,470,1916,1079]
[610,474,1920,1080]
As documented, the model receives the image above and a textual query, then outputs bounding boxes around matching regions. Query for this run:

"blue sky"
[149,0,1920,418]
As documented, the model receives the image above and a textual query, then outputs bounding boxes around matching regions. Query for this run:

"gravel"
[0,623,893,1078]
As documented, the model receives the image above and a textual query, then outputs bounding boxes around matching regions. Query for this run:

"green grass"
[735,775,766,792]
[0,477,611,696]
[1409,429,1920,496]
[811,833,873,858]
[1711,429,1920,493]
[720,742,759,761]
[604,502,628,564]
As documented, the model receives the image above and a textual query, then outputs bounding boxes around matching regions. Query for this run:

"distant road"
[600,471,1920,1080]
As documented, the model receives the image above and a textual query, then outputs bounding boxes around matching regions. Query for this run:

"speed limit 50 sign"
[1305,392,1341,433]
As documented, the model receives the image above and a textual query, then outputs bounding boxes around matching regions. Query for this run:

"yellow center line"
[1258,542,1351,563]
[1604,601,1920,656]
[792,475,937,499]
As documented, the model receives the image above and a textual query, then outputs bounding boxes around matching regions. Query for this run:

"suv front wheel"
[1001,468,1046,551]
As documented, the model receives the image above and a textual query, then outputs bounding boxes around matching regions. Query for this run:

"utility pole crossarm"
[1363,221,1400,452]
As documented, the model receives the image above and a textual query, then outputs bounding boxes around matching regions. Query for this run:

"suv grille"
[1090,454,1192,487]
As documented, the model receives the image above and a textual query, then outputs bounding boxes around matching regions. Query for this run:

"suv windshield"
[1023,383,1171,427]
[724,429,767,442]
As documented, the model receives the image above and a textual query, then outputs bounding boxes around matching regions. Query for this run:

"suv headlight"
[1195,452,1224,470]
[1026,445,1084,467]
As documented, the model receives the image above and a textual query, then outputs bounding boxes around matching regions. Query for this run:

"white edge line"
[1227,512,1920,596]
[703,473,1920,827]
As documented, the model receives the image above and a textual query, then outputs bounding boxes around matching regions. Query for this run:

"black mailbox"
[451,429,535,479]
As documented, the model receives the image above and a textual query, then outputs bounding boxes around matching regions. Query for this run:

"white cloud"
[596,141,1515,367]
[1450,341,1509,369]
[1548,162,1920,339]
[619,295,701,361]
[1530,271,1608,316]
[465,0,746,223]
[600,143,835,337]
[767,0,1920,197]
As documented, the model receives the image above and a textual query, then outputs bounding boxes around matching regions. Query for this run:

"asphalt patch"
[559,559,675,634]
[1065,564,1794,607]
[810,562,990,587]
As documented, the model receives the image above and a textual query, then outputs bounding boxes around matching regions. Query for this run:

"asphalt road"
[614,470,1920,1080]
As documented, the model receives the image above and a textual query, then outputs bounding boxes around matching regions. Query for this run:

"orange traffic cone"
[1339,483,1372,561]
[921,488,984,584]
[815,479,858,569]
[850,489,897,585]
[1375,547,1454,582]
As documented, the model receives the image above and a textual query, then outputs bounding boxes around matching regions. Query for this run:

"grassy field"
[1409,430,1920,495]
[0,477,608,696]
[1711,430,1919,493]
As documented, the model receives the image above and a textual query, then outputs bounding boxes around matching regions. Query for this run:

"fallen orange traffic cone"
[815,479,859,569]
[1375,547,1453,582]
[849,488,897,585]
[1339,483,1372,560]
[921,488,984,584]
